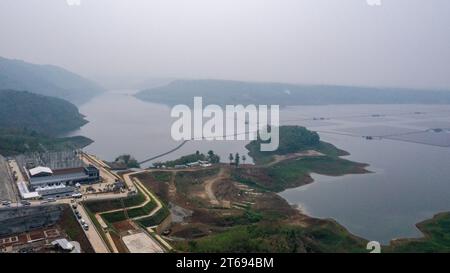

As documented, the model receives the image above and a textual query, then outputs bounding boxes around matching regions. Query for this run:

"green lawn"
[137,206,170,227]
[101,210,127,223]
[100,199,157,223]
[84,190,146,213]
[126,200,157,218]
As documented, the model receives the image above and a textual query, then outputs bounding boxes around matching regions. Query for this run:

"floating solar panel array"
[387,129,450,147]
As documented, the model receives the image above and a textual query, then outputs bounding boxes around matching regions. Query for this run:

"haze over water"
[67,90,253,165]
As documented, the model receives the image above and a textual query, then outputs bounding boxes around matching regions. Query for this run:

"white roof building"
[29,166,53,177]
[51,239,74,251]
[17,181,40,199]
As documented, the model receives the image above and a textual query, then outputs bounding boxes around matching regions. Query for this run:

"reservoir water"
[68,90,450,244]
[67,90,252,165]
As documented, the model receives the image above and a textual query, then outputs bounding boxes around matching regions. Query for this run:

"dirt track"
[203,167,228,205]
[264,150,324,167]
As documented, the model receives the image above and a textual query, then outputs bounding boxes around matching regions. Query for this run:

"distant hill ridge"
[0,89,88,136]
[0,56,104,105]
[136,79,450,106]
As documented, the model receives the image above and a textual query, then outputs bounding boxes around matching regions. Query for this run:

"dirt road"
[264,150,324,167]
[204,167,228,206]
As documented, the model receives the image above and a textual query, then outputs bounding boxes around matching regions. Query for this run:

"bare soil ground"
[213,179,242,203]
[265,150,325,167]
[203,167,229,205]
[112,220,136,233]
[138,163,303,239]
[0,157,17,202]
[109,231,129,253]
[137,152,370,243]
[135,172,172,203]
[0,223,80,253]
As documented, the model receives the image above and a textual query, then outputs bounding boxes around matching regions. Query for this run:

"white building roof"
[51,239,74,251]
[29,166,53,177]
[17,181,41,199]
[23,192,40,199]
[35,184,67,191]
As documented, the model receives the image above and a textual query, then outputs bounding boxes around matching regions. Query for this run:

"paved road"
[76,202,110,253]
[82,152,137,193]
[81,153,117,184]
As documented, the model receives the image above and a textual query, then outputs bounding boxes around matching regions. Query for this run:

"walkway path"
[138,140,189,165]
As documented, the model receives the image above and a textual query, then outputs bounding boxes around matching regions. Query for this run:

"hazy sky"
[0,0,449,89]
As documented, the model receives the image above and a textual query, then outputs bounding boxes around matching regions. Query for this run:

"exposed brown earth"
[136,151,370,245]
[112,220,136,233]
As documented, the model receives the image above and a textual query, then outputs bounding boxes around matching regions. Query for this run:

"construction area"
[0,226,80,253]
[0,147,178,253]
[81,170,171,253]
[1,147,284,253]
[122,232,164,253]
[0,150,138,253]
[0,204,92,253]
[0,149,299,253]
[13,151,100,199]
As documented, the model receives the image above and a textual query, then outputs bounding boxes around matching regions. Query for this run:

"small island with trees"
[232,125,370,192]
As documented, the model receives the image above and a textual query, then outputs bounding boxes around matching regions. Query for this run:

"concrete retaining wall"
[0,205,63,236]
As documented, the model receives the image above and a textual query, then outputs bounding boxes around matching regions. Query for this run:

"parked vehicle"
[72,193,82,199]
[20,201,31,206]
[83,223,89,231]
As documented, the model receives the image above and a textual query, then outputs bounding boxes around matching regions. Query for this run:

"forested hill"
[0,89,92,156]
[0,56,104,105]
[136,79,450,106]
[0,89,88,136]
